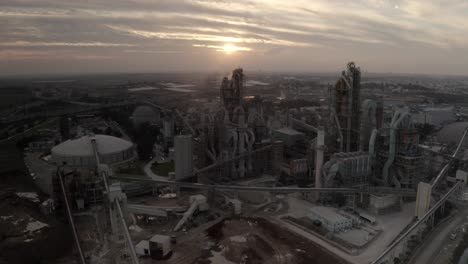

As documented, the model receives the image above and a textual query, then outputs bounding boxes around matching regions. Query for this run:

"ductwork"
[382,111,412,187]
[360,99,377,151]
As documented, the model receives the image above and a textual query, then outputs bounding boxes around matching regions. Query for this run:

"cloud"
[1,0,468,75]
[193,44,251,52]
[0,41,134,47]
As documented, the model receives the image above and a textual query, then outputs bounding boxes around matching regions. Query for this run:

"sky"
[1,0,468,76]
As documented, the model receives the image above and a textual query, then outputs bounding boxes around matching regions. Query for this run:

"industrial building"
[308,206,353,232]
[135,235,172,259]
[331,62,361,153]
[9,62,468,264]
[272,127,305,146]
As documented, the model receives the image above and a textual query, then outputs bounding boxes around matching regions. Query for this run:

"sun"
[221,44,238,54]
[219,44,251,54]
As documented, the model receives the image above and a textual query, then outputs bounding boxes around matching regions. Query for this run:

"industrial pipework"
[382,110,413,187]
[290,117,325,189]
[360,99,377,151]
[333,62,361,152]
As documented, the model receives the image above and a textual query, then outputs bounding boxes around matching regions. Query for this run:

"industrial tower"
[333,62,361,152]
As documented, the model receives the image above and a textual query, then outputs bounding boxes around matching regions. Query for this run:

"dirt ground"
[193,217,350,264]
[0,190,74,264]
[0,149,74,264]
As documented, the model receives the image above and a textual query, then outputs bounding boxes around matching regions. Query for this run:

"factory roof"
[52,134,133,157]
[136,240,149,249]
[309,206,349,222]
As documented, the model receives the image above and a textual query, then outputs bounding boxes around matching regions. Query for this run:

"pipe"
[291,118,318,132]
[238,129,245,178]
[173,201,198,231]
[58,170,86,264]
[360,99,377,151]
[175,109,196,135]
[289,119,326,188]
[331,108,344,152]
[339,75,353,152]
[367,129,378,174]
[382,111,411,186]
[315,128,325,189]
[195,145,272,174]
[246,130,255,171]
[111,175,417,195]
[233,106,245,125]
[114,200,139,264]
[90,137,100,165]
[206,149,217,163]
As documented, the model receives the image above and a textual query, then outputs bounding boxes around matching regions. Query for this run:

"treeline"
[102,108,159,161]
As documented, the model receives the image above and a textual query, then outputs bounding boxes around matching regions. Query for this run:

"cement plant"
[2,63,468,264]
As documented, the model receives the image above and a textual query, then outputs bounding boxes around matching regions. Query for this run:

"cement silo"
[174,135,193,180]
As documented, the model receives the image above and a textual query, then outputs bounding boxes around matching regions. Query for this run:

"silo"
[174,135,193,180]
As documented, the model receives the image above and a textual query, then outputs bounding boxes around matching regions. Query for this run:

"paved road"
[410,205,468,264]
[143,155,168,181]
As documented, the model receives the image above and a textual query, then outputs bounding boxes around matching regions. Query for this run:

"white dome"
[52,135,134,167]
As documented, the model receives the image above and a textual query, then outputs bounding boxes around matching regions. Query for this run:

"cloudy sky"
[1,0,468,76]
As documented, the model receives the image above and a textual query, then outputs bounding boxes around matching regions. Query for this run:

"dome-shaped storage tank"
[52,134,135,168]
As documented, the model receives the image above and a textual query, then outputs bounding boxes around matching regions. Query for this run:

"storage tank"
[52,134,135,168]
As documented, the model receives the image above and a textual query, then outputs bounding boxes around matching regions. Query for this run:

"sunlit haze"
[1,0,468,75]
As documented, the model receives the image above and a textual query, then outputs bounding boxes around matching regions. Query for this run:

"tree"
[135,122,157,160]
[105,127,113,135]
[113,130,123,138]
[416,123,435,141]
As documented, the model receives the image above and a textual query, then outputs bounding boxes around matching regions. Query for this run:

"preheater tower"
[333,62,361,152]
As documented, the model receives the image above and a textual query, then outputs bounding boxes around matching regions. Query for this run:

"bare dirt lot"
[193,217,350,264]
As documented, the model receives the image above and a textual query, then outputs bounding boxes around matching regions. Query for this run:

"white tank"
[52,134,134,168]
